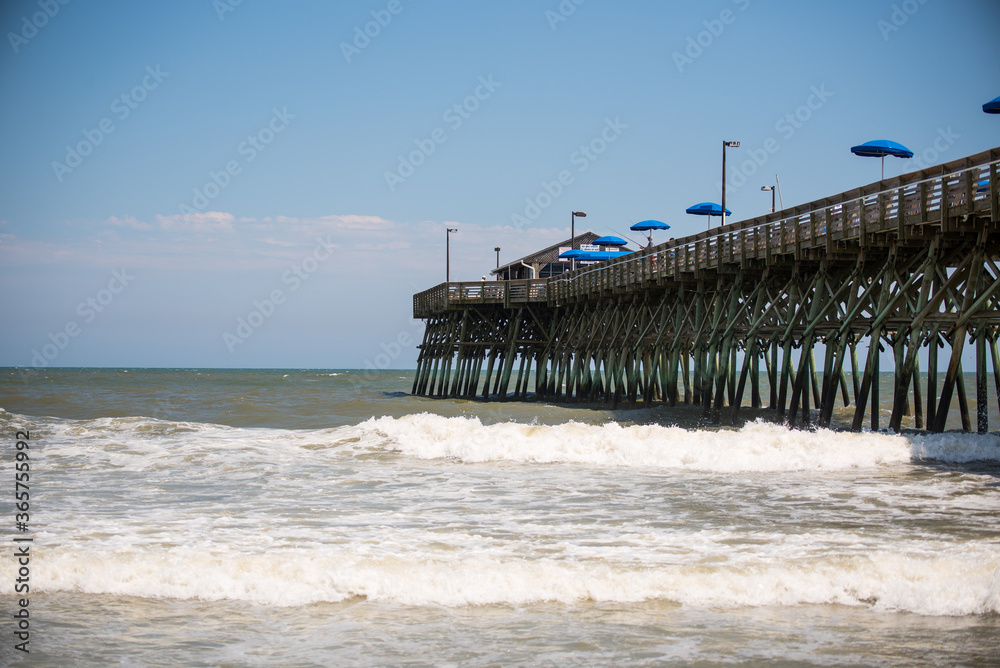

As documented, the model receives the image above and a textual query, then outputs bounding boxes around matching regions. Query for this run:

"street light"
[761,185,775,213]
[494,246,501,280]
[571,211,587,270]
[446,228,457,283]
[721,140,740,231]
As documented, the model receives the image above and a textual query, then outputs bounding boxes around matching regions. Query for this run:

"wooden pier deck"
[411,147,1000,432]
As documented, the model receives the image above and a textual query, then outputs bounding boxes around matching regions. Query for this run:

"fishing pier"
[411,147,1000,432]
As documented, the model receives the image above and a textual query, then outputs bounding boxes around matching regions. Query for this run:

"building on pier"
[492,231,602,280]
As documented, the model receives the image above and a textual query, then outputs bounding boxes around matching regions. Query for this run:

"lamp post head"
[724,141,740,148]
[494,246,500,252]
[761,186,773,192]
[572,211,587,217]
[447,228,457,233]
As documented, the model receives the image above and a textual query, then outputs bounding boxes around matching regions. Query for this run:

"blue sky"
[1,0,998,369]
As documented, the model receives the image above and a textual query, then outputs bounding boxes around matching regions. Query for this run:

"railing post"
[992,161,999,224]
[878,191,886,231]
[897,187,906,240]
[859,194,868,246]
[940,170,949,232]
[824,208,832,252]
[965,163,975,218]
[919,179,928,224]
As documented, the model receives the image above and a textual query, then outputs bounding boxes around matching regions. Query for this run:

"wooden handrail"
[414,147,1000,317]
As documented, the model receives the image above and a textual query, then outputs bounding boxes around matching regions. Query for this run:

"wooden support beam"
[932,232,986,431]
[497,309,523,400]
[871,342,881,432]
[809,343,822,410]
[819,333,838,426]
[927,333,939,428]
[991,330,1000,418]
[888,240,938,431]
[977,328,988,433]
[751,346,761,409]
[956,366,972,432]
[769,339,778,410]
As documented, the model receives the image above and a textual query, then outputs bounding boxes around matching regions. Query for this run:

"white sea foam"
[7,409,999,622]
[12,545,997,615]
[21,411,1000,473]
[907,431,1000,462]
[354,414,1000,471]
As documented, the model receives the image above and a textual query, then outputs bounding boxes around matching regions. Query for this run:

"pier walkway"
[412,147,1000,432]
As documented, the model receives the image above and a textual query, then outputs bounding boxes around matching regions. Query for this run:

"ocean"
[2,367,999,666]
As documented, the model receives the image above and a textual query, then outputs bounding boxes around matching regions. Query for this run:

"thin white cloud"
[0,210,572,284]
[104,215,153,231]
[259,237,298,247]
[355,241,410,251]
[317,214,392,230]
[157,211,236,233]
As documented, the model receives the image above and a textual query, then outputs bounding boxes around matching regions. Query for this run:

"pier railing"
[413,279,548,317]
[414,147,999,318]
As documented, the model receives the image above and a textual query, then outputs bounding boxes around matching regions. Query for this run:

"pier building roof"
[492,231,602,280]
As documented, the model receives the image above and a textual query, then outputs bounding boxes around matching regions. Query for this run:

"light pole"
[494,246,500,280]
[761,185,775,213]
[571,211,586,270]
[446,228,457,283]
[721,140,740,230]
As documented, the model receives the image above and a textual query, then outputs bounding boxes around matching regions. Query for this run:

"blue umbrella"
[685,202,731,216]
[578,249,631,263]
[630,219,671,247]
[685,202,731,231]
[630,219,670,231]
[592,235,628,247]
[984,96,1000,114]
[558,249,585,259]
[850,140,914,180]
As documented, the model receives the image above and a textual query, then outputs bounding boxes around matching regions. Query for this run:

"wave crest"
[356,414,1000,471]
[15,546,997,616]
